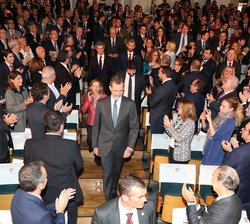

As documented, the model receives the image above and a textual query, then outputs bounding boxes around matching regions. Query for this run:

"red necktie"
[67,65,73,78]
[128,53,132,61]
[99,56,102,70]
[9,65,14,71]
[218,92,225,100]
[126,213,133,224]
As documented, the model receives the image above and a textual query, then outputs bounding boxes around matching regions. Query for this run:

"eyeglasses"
[174,63,180,66]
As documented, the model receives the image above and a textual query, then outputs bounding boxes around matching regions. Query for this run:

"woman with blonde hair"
[163,99,196,163]
[213,65,235,96]
[163,40,176,69]
[18,36,34,59]
[82,79,107,166]
[201,97,244,165]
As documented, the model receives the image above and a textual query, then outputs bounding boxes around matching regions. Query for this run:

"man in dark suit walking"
[11,161,76,224]
[182,165,241,223]
[116,60,145,115]
[222,121,250,210]
[91,173,157,224]
[24,111,83,224]
[146,66,177,134]
[88,41,114,95]
[92,76,139,201]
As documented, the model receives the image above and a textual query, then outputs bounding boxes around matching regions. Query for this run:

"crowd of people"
[0,0,250,223]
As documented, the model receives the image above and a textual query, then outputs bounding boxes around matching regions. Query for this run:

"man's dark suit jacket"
[91,197,157,224]
[209,90,238,119]
[46,85,67,111]
[11,188,65,224]
[88,54,114,95]
[134,35,145,54]
[177,71,208,96]
[187,194,241,224]
[200,58,217,93]
[172,32,193,53]
[116,51,142,74]
[13,51,28,87]
[93,22,105,44]
[92,96,139,158]
[24,134,83,205]
[25,32,42,56]
[222,142,250,210]
[215,60,241,80]
[55,62,79,106]
[53,25,66,46]
[116,71,146,115]
[0,62,11,97]
[37,23,52,35]
[26,101,51,139]
[104,36,124,56]
[0,40,9,63]
[150,67,162,88]
[43,40,61,67]
[148,79,177,133]
[195,40,210,56]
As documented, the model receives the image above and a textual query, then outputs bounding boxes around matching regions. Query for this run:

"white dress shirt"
[118,198,139,224]
[123,72,135,101]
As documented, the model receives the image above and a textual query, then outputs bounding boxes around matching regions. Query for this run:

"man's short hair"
[110,75,124,86]
[2,49,13,58]
[160,66,173,78]
[118,173,146,196]
[95,41,105,48]
[44,111,65,133]
[126,60,137,70]
[42,66,56,79]
[161,55,171,66]
[31,82,49,101]
[224,76,239,90]
[216,166,239,191]
[191,59,201,71]
[57,50,69,63]
[204,47,215,56]
[193,79,205,94]
[19,161,45,192]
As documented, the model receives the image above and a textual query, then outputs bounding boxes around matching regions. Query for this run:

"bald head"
[36,46,46,60]
[109,27,117,38]
[42,66,56,84]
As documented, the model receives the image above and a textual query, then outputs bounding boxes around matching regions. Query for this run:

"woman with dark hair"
[163,99,196,164]
[29,57,45,86]
[173,57,186,84]
[5,71,33,132]
[154,27,167,50]
[142,48,160,76]
[201,97,244,165]
[82,79,107,166]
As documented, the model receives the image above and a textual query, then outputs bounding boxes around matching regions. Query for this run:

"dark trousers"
[101,149,124,201]
[67,201,78,224]
[169,147,189,164]
[86,124,92,152]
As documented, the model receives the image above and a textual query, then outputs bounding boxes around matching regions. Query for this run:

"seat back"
[172,208,188,224]
[159,164,196,198]
[239,210,250,224]
[190,132,206,160]
[10,128,31,157]
[198,165,218,204]
[0,210,12,223]
[151,134,169,158]
[63,130,77,141]
[0,163,22,210]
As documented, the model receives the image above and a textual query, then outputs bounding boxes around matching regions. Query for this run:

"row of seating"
[155,163,218,223]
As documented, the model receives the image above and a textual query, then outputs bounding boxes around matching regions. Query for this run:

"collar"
[162,78,171,84]
[13,86,24,93]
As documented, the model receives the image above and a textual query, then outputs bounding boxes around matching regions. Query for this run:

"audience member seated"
[29,56,45,86]
[142,48,160,76]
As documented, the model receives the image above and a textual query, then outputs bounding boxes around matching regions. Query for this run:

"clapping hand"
[55,188,76,213]
[4,113,17,125]
[163,115,172,127]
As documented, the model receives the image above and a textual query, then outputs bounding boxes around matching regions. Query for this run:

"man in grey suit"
[92,76,139,201]
[182,165,241,224]
[91,173,157,224]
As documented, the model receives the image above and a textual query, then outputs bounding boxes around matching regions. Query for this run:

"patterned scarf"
[203,111,235,150]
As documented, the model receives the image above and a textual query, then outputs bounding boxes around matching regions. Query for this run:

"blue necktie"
[113,100,118,128]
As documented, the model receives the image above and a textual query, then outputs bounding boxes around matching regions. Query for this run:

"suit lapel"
[106,96,114,129]
[137,208,147,223]
[116,97,125,128]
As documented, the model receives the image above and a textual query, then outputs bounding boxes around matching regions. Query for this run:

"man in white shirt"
[91,173,157,224]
